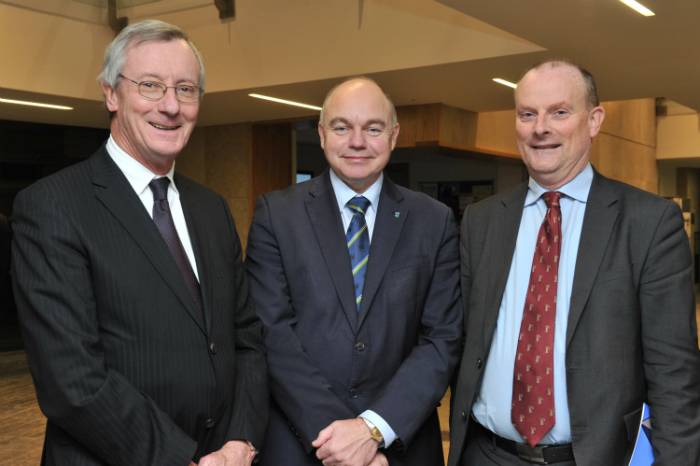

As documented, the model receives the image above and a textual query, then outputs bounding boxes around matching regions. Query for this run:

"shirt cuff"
[359,410,397,448]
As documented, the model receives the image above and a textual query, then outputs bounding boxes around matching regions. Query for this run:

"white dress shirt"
[472,163,594,445]
[329,169,398,447]
[106,135,199,281]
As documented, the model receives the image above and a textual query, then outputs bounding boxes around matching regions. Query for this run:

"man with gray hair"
[12,19,268,466]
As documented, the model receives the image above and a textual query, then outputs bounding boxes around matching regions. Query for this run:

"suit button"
[349,388,358,399]
[355,342,365,351]
[461,410,467,421]
[209,342,217,354]
[205,418,215,428]
[477,358,482,369]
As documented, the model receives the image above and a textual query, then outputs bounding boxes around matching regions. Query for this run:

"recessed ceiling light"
[619,0,655,16]
[0,97,73,110]
[493,78,517,89]
[249,94,321,111]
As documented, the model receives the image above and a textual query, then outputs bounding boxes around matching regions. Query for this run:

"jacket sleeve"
[245,194,356,452]
[639,201,700,464]
[221,195,269,449]
[12,184,197,466]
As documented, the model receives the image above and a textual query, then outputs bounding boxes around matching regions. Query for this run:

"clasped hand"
[312,418,389,466]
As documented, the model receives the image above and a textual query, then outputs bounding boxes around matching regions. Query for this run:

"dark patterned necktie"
[346,196,371,312]
[512,191,562,447]
[149,177,203,319]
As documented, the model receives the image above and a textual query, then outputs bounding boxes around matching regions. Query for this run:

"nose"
[534,114,550,136]
[348,127,367,150]
[157,87,181,115]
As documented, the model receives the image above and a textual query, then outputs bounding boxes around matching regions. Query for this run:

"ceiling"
[0,0,698,129]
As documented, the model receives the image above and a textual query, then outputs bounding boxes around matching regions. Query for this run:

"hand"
[312,418,379,466]
[189,462,198,466]
[197,440,256,466]
[368,451,389,466]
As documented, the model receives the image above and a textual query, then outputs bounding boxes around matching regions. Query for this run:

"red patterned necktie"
[512,191,562,447]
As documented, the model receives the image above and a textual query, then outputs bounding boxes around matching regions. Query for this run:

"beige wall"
[657,113,700,160]
[177,123,252,248]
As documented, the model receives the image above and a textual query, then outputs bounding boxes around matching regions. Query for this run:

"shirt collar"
[525,162,593,206]
[106,134,178,196]
[329,168,383,212]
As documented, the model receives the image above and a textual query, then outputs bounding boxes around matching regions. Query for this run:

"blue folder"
[628,403,654,466]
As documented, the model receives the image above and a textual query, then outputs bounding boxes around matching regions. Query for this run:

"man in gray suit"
[12,20,267,466]
[448,60,700,465]
[245,77,462,466]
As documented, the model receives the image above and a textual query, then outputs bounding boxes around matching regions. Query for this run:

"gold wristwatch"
[361,417,384,443]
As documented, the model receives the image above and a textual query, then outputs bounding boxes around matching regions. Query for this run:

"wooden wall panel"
[475,110,519,155]
[591,133,657,193]
[440,105,478,147]
[600,99,656,148]
[251,122,293,224]
[395,103,441,148]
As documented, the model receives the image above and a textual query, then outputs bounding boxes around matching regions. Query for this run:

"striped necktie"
[346,196,371,311]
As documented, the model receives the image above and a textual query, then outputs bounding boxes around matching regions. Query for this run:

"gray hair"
[98,19,205,95]
[517,59,599,109]
[319,76,398,130]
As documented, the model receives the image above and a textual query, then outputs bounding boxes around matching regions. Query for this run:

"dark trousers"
[461,422,577,466]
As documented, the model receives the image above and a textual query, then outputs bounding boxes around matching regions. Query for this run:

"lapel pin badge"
[394,212,400,218]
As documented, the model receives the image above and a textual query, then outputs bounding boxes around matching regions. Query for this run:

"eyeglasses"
[119,74,201,103]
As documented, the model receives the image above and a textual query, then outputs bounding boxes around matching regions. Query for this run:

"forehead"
[325,81,392,123]
[123,39,199,78]
[516,66,586,108]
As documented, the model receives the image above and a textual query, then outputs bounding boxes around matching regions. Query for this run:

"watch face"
[371,427,383,441]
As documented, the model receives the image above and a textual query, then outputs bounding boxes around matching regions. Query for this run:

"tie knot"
[347,196,371,216]
[149,177,170,201]
[541,191,562,208]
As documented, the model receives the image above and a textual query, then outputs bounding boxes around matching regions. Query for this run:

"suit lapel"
[90,148,206,334]
[177,175,213,335]
[357,178,406,327]
[483,183,528,347]
[306,170,359,332]
[567,171,619,347]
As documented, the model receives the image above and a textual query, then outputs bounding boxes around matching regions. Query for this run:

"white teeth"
[150,123,178,130]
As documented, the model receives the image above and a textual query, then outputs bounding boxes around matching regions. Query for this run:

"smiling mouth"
[532,144,561,150]
[150,123,180,131]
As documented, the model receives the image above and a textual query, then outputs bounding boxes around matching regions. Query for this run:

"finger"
[312,424,334,448]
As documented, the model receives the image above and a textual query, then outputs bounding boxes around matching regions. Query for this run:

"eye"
[365,127,383,136]
[333,126,349,134]
[519,111,535,119]
[553,110,568,117]
[141,81,159,90]
[178,85,196,94]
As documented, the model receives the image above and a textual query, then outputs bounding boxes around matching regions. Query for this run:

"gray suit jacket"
[448,169,700,466]
[12,146,268,466]
[245,170,462,465]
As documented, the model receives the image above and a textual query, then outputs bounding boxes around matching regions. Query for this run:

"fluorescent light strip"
[249,94,321,111]
[493,78,517,89]
[619,0,655,16]
[0,97,73,110]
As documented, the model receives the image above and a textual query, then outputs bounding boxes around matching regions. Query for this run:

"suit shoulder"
[602,176,678,216]
[173,172,225,202]
[395,184,452,215]
[17,158,93,200]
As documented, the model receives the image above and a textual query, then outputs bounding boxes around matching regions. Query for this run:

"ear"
[318,122,326,150]
[390,123,400,151]
[101,80,119,113]
[588,106,605,138]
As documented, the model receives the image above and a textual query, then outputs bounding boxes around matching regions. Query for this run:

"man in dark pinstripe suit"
[12,20,268,466]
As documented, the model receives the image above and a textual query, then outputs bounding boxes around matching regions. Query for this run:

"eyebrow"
[327,117,387,128]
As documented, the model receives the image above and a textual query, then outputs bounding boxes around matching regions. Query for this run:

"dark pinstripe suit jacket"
[12,145,268,466]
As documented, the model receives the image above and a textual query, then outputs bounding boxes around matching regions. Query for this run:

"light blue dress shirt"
[472,163,593,445]
[329,169,398,447]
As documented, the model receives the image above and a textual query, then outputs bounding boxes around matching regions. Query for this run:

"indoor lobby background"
[2,0,700,463]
